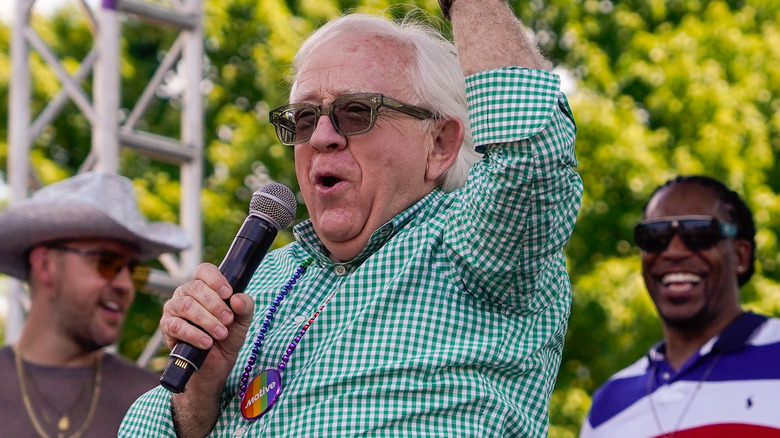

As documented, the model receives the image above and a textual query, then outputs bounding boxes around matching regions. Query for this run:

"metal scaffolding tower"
[6,0,204,365]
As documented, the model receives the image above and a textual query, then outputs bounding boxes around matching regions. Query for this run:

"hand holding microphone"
[160,183,297,393]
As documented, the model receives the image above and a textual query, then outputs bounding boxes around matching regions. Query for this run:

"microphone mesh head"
[249,183,297,230]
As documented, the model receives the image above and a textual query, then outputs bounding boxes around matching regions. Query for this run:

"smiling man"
[121,1,583,436]
[0,171,191,437]
[581,175,780,438]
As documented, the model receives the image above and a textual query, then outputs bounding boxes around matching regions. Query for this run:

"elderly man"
[121,0,582,436]
[581,176,780,437]
[0,171,190,437]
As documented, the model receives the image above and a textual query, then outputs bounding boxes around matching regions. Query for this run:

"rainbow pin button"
[241,369,282,420]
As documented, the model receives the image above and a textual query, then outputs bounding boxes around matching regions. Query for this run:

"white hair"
[291,13,481,192]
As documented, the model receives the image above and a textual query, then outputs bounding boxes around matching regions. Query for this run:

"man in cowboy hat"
[0,171,191,437]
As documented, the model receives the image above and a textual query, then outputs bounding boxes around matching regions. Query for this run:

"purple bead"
[239,391,245,398]
[233,260,317,397]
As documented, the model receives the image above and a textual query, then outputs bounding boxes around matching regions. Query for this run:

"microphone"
[160,183,297,393]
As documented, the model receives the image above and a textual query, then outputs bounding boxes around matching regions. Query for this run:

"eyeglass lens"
[634,218,735,253]
[275,99,376,145]
[271,93,434,146]
[49,245,140,280]
[96,253,140,280]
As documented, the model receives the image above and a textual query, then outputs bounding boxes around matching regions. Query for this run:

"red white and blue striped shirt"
[581,312,780,438]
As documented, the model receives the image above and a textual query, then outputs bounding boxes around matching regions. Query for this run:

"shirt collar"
[646,311,768,366]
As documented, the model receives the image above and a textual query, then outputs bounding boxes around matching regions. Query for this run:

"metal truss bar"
[29,47,99,139]
[136,327,164,367]
[137,268,188,296]
[116,0,198,30]
[76,0,99,32]
[20,0,35,16]
[6,0,204,361]
[118,129,196,164]
[24,28,98,124]
[123,35,184,130]
[179,0,205,276]
[92,4,120,173]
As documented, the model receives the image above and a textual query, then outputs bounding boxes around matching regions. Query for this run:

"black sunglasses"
[634,215,738,253]
[48,244,141,282]
[269,93,434,146]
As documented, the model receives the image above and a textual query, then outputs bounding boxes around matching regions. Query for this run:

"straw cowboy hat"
[0,171,191,279]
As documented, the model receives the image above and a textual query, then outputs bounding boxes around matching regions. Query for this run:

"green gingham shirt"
[120,67,582,437]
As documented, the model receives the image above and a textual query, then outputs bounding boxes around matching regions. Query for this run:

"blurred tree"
[510,0,780,436]
[1,0,779,436]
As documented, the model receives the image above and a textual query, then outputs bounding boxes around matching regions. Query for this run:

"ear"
[28,245,56,287]
[425,118,465,183]
[734,239,752,274]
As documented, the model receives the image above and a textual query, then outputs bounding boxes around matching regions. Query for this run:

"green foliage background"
[2,0,780,435]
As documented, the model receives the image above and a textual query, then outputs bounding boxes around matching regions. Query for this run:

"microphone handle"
[159,218,278,393]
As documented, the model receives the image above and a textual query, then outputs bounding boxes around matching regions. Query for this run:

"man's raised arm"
[445,0,550,74]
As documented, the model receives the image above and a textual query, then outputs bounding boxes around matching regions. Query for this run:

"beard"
[658,302,714,332]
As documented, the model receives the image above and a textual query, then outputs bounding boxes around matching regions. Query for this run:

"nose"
[111,264,136,294]
[307,115,347,151]
[663,232,692,255]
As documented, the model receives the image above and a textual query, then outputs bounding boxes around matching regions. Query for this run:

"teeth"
[661,272,701,286]
[103,301,121,311]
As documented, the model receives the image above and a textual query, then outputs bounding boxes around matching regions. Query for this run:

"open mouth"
[101,300,123,313]
[320,175,341,188]
[659,272,702,293]
[316,173,343,189]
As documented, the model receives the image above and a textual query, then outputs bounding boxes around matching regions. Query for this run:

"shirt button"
[662,372,670,380]
[334,265,347,276]
[293,315,306,324]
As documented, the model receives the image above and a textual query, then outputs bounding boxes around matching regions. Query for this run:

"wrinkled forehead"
[290,34,415,103]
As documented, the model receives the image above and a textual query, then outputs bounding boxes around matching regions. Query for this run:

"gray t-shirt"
[0,346,159,437]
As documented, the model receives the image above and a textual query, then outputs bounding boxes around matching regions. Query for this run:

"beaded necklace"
[238,257,335,421]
